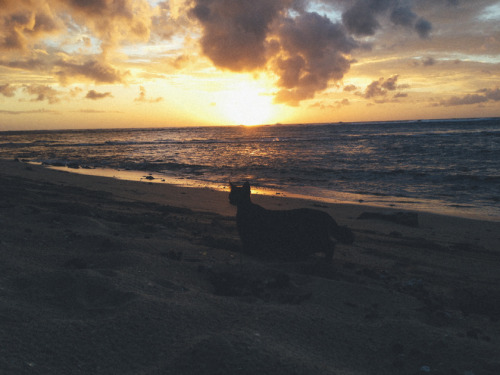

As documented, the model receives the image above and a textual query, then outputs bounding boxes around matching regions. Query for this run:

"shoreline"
[31,161,500,222]
[1,158,499,374]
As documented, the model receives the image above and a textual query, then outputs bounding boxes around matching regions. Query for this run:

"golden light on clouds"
[0,0,499,130]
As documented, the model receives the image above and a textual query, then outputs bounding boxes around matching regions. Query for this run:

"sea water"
[1,118,499,220]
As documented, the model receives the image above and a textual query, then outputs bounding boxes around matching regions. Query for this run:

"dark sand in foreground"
[1,159,499,375]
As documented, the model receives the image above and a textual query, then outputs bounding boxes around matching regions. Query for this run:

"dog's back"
[229,182,354,261]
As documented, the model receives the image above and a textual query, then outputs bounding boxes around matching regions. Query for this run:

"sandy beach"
[1,159,499,375]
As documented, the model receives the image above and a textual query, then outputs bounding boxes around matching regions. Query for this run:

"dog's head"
[229,181,251,206]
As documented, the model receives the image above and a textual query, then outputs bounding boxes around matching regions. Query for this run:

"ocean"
[1,118,499,220]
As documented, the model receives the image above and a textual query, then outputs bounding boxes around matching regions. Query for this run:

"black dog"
[229,182,354,262]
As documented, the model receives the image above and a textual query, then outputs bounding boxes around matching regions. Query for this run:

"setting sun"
[215,80,276,126]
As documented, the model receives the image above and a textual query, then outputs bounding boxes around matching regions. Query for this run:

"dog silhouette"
[229,182,354,262]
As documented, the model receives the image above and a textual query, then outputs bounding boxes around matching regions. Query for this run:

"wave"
[2,119,499,220]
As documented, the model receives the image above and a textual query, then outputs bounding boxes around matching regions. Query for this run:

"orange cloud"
[0,83,17,97]
[363,75,407,99]
[0,1,63,52]
[438,87,500,106]
[55,59,128,84]
[60,0,153,53]
[0,0,153,58]
[23,84,62,104]
[134,86,163,103]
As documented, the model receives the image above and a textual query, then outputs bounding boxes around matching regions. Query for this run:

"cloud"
[414,17,432,39]
[381,75,399,91]
[343,84,357,92]
[152,1,191,41]
[0,83,17,97]
[58,0,153,53]
[341,0,389,37]
[75,109,123,114]
[438,87,500,106]
[134,86,163,103]
[85,90,113,100]
[421,57,436,66]
[23,84,62,104]
[0,0,153,63]
[273,12,357,104]
[55,59,128,84]
[0,54,126,85]
[189,0,288,71]
[69,87,83,97]
[341,0,431,39]
[479,87,500,101]
[0,108,59,115]
[390,6,418,27]
[0,56,51,71]
[310,98,350,109]
[363,75,404,99]
[0,1,63,52]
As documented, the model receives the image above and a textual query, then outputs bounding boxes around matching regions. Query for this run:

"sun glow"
[216,80,276,126]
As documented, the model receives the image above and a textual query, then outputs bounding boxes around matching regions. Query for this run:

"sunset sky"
[1,0,499,130]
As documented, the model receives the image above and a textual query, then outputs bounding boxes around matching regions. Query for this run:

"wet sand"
[1,159,499,374]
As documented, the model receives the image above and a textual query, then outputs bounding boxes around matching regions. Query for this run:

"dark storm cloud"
[341,0,392,37]
[390,6,417,27]
[189,0,290,71]
[85,90,113,100]
[341,0,431,38]
[274,12,357,104]
[415,18,432,39]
